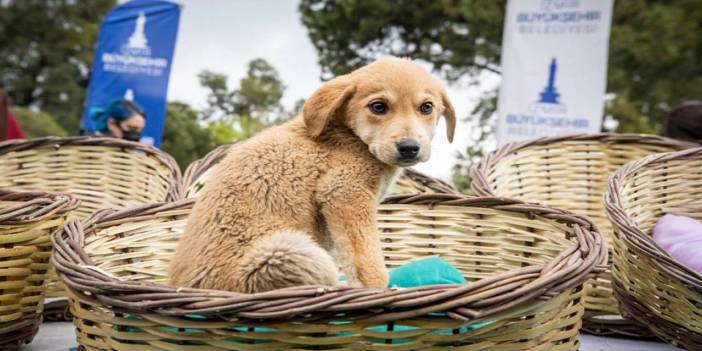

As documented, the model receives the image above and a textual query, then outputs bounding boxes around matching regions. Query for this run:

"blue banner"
[81,0,181,147]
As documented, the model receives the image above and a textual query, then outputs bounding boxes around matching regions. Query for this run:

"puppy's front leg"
[318,186,388,288]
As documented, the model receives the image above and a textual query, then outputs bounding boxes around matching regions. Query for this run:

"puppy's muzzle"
[396,139,420,161]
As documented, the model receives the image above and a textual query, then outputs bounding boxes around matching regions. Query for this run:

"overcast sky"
[164,0,497,180]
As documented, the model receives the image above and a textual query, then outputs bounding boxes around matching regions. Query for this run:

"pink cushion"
[653,214,702,274]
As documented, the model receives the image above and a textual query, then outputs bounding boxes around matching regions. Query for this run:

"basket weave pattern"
[605,147,702,350]
[0,190,77,346]
[182,143,458,198]
[0,137,183,303]
[0,137,182,218]
[53,194,605,350]
[470,133,696,335]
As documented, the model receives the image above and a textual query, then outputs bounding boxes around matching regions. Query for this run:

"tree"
[164,59,292,169]
[13,107,68,138]
[300,0,504,82]
[161,102,217,170]
[207,121,246,145]
[199,58,287,139]
[606,1,702,133]
[0,0,116,133]
[300,0,702,190]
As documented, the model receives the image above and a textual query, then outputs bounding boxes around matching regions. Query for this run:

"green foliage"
[299,0,504,81]
[161,102,216,170]
[238,59,286,118]
[300,0,702,190]
[199,58,287,139]
[12,107,68,138]
[162,59,291,169]
[607,0,702,133]
[207,121,245,145]
[0,0,116,133]
[451,90,498,193]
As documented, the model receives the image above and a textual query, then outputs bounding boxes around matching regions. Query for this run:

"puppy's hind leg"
[238,231,339,293]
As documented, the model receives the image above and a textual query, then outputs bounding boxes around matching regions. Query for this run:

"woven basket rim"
[182,143,230,189]
[471,133,699,196]
[0,190,78,224]
[402,169,459,194]
[604,146,702,290]
[0,136,184,201]
[182,143,460,195]
[52,193,606,323]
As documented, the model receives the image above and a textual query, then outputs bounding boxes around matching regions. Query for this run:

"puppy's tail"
[238,231,339,293]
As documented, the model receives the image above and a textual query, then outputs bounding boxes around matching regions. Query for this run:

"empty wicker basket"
[183,143,458,198]
[0,137,183,218]
[0,137,183,317]
[52,194,605,350]
[0,190,77,347]
[605,147,702,350]
[470,133,697,336]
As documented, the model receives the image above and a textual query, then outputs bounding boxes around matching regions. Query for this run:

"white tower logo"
[127,12,149,50]
[124,89,135,101]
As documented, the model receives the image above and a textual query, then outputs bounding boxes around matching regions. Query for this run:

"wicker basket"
[0,137,183,217]
[52,193,606,351]
[605,147,702,350]
[183,143,458,198]
[0,190,77,346]
[470,133,697,336]
[0,137,183,318]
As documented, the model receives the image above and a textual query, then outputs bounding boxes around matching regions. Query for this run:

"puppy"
[169,57,456,293]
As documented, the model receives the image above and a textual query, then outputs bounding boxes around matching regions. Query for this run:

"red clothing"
[5,108,26,139]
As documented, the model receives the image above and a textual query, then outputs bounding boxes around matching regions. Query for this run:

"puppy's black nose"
[396,139,420,160]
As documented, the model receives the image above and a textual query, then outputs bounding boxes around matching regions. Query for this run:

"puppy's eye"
[419,102,433,115]
[368,101,388,115]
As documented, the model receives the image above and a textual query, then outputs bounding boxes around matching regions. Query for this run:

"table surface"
[21,322,683,351]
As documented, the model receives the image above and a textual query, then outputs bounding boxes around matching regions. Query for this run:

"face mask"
[119,125,142,142]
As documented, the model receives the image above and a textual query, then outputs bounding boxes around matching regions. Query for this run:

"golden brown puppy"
[170,57,455,293]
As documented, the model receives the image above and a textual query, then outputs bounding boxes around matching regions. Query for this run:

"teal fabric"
[388,257,467,287]
[369,257,492,344]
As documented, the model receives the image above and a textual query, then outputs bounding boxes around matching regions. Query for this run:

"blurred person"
[664,101,702,143]
[90,99,146,142]
[0,88,26,140]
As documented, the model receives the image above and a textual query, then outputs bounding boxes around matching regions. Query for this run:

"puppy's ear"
[441,90,456,143]
[303,78,356,138]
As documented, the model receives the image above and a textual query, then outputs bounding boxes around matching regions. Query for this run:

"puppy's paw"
[358,268,388,289]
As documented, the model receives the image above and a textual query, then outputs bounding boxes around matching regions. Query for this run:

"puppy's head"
[303,57,456,167]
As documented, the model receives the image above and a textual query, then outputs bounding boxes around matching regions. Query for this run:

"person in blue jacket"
[89,99,146,142]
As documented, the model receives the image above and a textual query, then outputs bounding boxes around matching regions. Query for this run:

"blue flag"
[82,0,181,147]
